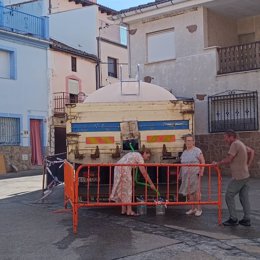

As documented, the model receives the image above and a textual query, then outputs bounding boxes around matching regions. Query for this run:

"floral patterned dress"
[179,147,202,196]
[110,152,144,203]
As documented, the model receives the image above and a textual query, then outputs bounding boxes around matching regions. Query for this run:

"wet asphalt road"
[0,172,260,260]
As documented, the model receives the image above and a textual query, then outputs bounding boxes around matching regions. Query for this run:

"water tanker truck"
[65,81,194,165]
[65,80,194,200]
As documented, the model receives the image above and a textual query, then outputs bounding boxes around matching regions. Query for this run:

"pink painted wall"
[50,50,97,96]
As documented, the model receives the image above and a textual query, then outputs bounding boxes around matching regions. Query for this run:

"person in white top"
[179,134,205,217]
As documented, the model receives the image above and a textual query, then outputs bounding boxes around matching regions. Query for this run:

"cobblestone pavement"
[77,209,260,260]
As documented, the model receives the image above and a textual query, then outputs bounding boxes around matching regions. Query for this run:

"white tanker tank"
[65,81,194,164]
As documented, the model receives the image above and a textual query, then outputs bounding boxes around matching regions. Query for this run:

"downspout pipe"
[49,0,51,14]
[127,24,132,78]
[95,63,99,90]
[96,26,102,89]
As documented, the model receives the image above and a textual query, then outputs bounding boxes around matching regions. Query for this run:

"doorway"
[54,127,66,154]
[30,119,43,165]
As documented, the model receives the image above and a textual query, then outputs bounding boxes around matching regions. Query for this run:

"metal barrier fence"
[40,153,66,202]
[64,161,222,233]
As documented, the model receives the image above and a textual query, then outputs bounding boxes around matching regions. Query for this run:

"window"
[0,48,16,79]
[69,94,78,103]
[108,57,117,78]
[0,117,20,145]
[120,26,127,46]
[71,56,77,72]
[147,29,176,63]
[68,79,79,103]
[208,91,259,133]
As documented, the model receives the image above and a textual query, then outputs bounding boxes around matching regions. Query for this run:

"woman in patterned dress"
[110,149,156,216]
[179,134,205,216]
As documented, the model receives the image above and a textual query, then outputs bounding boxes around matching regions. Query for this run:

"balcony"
[217,41,260,75]
[0,5,49,40]
[53,92,86,116]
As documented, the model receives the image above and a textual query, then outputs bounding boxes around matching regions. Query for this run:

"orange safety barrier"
[64,161,222,233]
[64,161,78,232]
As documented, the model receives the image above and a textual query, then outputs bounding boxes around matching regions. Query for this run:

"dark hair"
[140,148,151,155]
[224,129,237,138]
[183,134,194,141]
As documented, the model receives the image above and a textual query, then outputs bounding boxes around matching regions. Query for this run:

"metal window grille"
[0,117,20,145]
[208,90,259,133]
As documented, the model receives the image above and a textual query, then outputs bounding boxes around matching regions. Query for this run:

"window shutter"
[68,79,79,94]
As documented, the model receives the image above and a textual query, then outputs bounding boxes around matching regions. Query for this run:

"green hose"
[129,143,160,196]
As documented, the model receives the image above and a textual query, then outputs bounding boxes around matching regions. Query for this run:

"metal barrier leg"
[73,204,78,234]
[218,203,222,225]
[64,196,68,209]
[41,162,46,196]
[217,170,222,225]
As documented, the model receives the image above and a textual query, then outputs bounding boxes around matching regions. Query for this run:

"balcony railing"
[53,92,86,115]
[217,41,260,75]
[0,5,49,40]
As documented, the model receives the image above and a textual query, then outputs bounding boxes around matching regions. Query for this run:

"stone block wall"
[195,132,260,177]
[0,146,32,172]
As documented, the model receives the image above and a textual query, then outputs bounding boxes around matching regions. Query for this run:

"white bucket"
[137,204,147,215]
[156,204,165,215]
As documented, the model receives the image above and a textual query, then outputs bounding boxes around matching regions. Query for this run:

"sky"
[97,0,154,11]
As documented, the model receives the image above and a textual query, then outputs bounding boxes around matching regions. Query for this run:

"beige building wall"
[98,12,121,44]
[237,15,260,42]
[97,11,128,87]
[127,6,260,136]
[207,10,238,47]
[255,16,260,41]
[130,7,206,93]
[207,12,260,46]
[99,41,128,87]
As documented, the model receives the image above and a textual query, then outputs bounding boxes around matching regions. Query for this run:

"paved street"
[0,172,260,260]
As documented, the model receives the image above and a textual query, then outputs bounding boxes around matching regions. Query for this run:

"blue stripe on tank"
[71,120,189,132]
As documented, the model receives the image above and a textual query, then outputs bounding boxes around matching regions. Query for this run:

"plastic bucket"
[156,204,165,215]
[137,204,147,215]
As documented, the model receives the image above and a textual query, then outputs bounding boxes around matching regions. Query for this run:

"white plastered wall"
[128,7,260,134]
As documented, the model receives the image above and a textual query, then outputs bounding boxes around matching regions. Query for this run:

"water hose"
[129,143,160,196]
